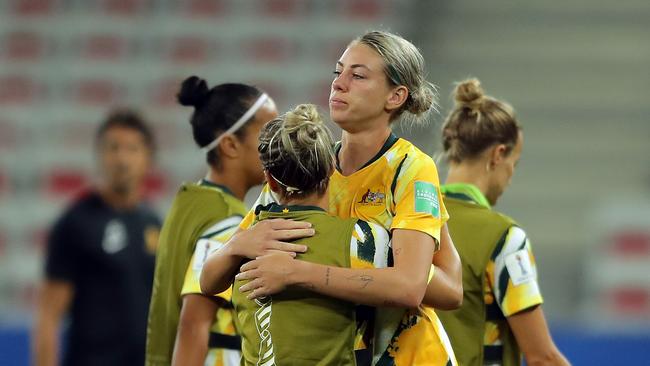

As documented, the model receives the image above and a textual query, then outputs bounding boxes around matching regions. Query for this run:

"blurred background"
[0,0,648,364]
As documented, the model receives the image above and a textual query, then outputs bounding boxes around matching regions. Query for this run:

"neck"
[445,162,490,198]
[98,184,141,210]
[279,190,329,211]
[339,126,392,175]
[206,166,249,201]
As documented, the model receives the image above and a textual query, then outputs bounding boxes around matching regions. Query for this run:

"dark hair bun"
[177,76,210,107]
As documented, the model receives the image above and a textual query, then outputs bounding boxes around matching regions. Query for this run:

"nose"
[331,73,347,93]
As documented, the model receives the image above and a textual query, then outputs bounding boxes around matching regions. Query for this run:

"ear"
[217,134,241,159]
[264,170,282,194]
[488,144,508,168]
[385,85,409,113]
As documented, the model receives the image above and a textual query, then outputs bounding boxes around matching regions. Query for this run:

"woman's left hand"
[236,252,298,300]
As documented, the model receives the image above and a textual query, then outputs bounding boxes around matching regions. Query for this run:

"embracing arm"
[238,229,435,308]
[200,219,313,295]
[422,224,463,309]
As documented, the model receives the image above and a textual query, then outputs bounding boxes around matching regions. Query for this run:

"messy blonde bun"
[441,78,521,163]
[259,104,335,197]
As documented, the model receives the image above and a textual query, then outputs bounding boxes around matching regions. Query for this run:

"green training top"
[145,181,247,366]
[233,203,392,366]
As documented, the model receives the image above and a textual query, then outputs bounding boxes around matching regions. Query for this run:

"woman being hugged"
[202,31,461,366]
[145,76,282,366]
[436,78,570,366]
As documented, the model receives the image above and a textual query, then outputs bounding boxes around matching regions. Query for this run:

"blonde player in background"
[436,78,570,366]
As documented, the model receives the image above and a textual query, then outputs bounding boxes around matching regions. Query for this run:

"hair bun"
[454,78,484,108]
[283,104,323,128]
[177,76,210,107]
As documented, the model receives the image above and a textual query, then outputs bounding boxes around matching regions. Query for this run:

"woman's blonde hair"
[258,104,335,198]
[441,78,521,163]
[354,30,437,125]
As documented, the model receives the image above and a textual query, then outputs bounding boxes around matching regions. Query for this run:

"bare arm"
[237,229,435,308]
[200,219,313,296]
[171,294,221,366]
[32,280,73,366]
[423,224,463,310]
[508,306,571,366]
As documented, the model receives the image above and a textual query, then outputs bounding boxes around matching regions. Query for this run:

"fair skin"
[33,126,153,366]
[172,101,279,366]
[203,42,462,310]
[446,133,570,365]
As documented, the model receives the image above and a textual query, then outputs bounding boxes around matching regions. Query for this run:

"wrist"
[289,259,308,287]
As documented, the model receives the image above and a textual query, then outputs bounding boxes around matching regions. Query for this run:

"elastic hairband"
[270,173,302,194]
[201,93,269,153]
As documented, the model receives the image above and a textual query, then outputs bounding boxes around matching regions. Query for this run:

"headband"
[201,93,269,153]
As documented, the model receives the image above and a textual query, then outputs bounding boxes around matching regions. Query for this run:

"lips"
[329,97,347,107]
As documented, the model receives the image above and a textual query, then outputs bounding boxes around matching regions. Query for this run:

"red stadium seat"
[9,0,57,16]
[261,0,302,18]
[607,287,650,316]
[2,31,48,61]
[73,79,123,105]
[148,77,184,107]
[169,36,211,63]
[609,231,650,257]
[81,34,129,61]
[99,0,146,16]
[0,75,42,105]
[182,0,226,18]
[143,170,168,199]
[251,80,285,104]
[245,38,295,63]
[43,168,90,199]
[344,0,384,19]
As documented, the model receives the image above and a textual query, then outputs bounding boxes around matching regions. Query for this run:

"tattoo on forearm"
[325,267,331,286]
[346,274,373,289]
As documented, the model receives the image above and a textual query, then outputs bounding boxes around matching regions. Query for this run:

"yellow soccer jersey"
[241,135,456,366]
[484,226,543,347]
[181,216,243,366]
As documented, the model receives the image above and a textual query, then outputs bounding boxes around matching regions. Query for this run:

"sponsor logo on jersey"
[102,219,127,254]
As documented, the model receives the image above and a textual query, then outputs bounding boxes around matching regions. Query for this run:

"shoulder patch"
[414,181,440,218]
[505,249,535,286]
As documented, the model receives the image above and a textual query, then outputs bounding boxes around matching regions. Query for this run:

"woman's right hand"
[227,219,314,259]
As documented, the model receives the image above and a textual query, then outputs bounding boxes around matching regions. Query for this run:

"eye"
[332,70,342,76]
[352,73,365,79]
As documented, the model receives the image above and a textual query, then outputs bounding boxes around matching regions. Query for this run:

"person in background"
[145,76,280,366]
[32,109,161,366]
[436,78,570,366]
